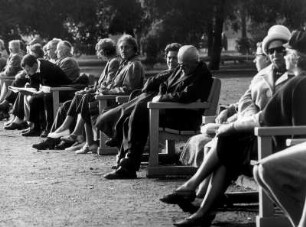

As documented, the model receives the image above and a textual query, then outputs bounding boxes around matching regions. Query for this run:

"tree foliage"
[0,0,305,67]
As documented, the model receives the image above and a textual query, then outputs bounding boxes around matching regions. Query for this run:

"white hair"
[178,45,199,62]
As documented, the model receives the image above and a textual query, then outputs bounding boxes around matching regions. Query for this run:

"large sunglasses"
[267,46,285,55]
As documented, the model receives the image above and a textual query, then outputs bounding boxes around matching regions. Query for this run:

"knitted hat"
[284,30,306,54]
[262,25,291,55]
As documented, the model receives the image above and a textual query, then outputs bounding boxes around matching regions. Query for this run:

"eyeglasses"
[267,47,285,55]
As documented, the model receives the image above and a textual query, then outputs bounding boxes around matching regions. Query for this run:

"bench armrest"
[49,86,78,92]
[95,95,119,100]
[0,76,15,81]
[202,116,217,124]
[255,126,306,136]
[116,95,129,104]
[147,101,210,109]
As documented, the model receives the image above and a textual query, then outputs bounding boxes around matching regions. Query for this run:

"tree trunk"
[209,0,225,70]
[241,8,247,39]
[207,21,213,58]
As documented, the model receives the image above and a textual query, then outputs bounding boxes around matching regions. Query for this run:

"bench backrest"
[203,77,221,116]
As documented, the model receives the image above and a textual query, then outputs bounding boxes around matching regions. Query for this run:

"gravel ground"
[0,76,258,227]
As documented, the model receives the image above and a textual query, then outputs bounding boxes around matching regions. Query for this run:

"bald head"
[178,45,199,63]
[178,45,199,74]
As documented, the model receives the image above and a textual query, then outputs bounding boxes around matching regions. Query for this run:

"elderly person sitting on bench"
[254,29,306,227]
[97,45,214,180]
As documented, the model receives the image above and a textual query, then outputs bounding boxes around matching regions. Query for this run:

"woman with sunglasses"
[253,29,306,227]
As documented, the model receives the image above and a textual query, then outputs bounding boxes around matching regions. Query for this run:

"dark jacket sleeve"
[261,76,306,127]
[158,62,213,103]
[142,69,174,93]
[40,60,72,87]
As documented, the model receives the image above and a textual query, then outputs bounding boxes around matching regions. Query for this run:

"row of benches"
[0,74,297,227]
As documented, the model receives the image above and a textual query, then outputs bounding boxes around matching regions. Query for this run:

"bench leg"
[165,139,175,156]
[98,131,118,155]
[97,99,117,155]
[52,91,60,121]
[256,216,291,227]
[147,109,159,177]
[256,136,291,227]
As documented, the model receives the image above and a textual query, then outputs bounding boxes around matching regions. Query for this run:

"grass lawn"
[219,76,252,105]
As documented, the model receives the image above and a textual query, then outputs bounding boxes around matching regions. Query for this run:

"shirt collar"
[36,59,41,73]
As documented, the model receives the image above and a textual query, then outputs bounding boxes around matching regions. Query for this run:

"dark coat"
[117,61,213,171]
[155,62,213,130]
[141,69,174,93]
[158,61,213,103]
[30,59,72,89]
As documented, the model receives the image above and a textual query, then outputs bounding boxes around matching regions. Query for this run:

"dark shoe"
[0,102,9,110]
[54,140,76,150]
[160,190,196,205]
[32,138,60,150]
[0,111,10,121]
[40,130,50,138]
[105,138,120,147]
[177,201,199,214]
[103,167,137,180]
[4,122,28,130]
[173,213,216,227]
[22,128,41,137]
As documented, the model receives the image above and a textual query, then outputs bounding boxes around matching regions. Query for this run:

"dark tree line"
[0,0,305,69]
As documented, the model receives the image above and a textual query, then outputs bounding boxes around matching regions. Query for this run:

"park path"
[0,76,256,227]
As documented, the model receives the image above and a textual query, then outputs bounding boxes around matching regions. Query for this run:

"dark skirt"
[216,131,257,177]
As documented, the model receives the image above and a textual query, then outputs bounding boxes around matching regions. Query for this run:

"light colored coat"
[97,57,120,89]
[56,56,80,81]
[104,56,144,95]
[237,64,292,119]
[0,53,23,77]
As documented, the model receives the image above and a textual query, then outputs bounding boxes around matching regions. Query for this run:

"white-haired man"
[98,45,214,179]
[46,38,62,63]
[55,40,80,82]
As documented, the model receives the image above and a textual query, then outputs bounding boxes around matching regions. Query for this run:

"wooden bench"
[147,77,221,177]
[49,86,78,120]
[253,126,306,227]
